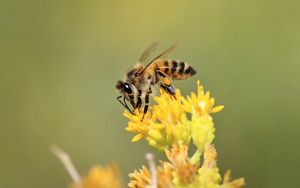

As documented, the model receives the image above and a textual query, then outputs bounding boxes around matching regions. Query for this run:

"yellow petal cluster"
[221,171,246,188]
[197,145,221,188]
[124,80,223,152]
[57,80,245,188]
[72,164,123,188]
[125,80,244,188]
[182,81,224,116]
[165,145,199,185]
[128,145,245,188]
[128,166,152,188]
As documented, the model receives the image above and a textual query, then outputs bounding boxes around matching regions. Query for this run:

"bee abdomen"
[156,60,196,80]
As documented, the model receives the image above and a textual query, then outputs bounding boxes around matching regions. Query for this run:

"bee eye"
[123,83,132,93]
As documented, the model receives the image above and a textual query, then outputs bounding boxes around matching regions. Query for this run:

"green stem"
[190,149,202,164]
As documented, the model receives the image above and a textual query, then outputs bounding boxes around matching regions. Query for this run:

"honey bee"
[116,43,196,119]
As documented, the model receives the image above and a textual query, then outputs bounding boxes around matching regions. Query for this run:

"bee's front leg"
[116,96,134,114]
[141,87,152,121]
[135,90,142,110]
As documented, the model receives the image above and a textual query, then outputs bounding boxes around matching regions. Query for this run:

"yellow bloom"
[56,80,245,188]
[152,90,186,125]
[197,145,245,188]
[197,145,221,188]
[157,162,174,188]
[128,162,177,188]
[128,144,245,188]
[165,145,199,185]
[182,81,224,116]
[190,115,215,154]
[221,171,246,188]
[124,80,223,151]
[72,164,123,188]
[128,166,152,188]
[124,109,155,142]
[51,145,124,188]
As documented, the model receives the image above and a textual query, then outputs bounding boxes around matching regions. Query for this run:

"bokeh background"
[1,0,300,187]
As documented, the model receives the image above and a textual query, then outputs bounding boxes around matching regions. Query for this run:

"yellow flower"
[152,89,186,125]
[157,162,174,188]
[51,145,124,188]
[190,115,215,154]
[182,81,224,116]
[128,166,152,188]
[56,80,245,188]
[72,164,123,188]
[124,80,223,151]
[221,171,246,188]
[197,145,245,188]
[197,145,221,188]
[165,145,199,185]
[128,162,177,188]
[128,144,245,188]
[124,109,155,142]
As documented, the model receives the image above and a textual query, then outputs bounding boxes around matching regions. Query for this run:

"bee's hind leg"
[160,84,176,96]
[156,70,176,97]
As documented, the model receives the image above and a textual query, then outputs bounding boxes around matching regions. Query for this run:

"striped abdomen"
[154,59,197,80]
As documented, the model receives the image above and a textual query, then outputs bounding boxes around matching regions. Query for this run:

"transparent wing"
[138,43,177,75]
[154,43,177,60]
[139,42,160,63]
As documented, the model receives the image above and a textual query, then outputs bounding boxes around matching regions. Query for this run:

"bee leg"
[160,84,176,96]
[128,93,136,109]
[141,88,152,121]
[156,70,176,96]
[117,96,133,114]
[136,90,142,110]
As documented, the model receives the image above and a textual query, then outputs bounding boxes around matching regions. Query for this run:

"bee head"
[116,81,133,98]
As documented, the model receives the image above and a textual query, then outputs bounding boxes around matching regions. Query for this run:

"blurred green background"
[1,0,299,187]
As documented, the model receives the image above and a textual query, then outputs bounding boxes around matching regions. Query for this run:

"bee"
[116,43,196,119]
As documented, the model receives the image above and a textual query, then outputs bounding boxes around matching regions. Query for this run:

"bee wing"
[139,42,160,63]
[155,43,177,60]
[138,43,177,75]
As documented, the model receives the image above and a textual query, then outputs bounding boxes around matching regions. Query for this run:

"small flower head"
[128,166,151,188]
[128,144,245,188]
[165,145,199,185]
[125,80,244,188]
[72,164,123,188]
[197,145,221,188]
[124,80,223,152]
[157,162,174,188]
[182,81,224,116]
[221,170,246,188]
[197,145,246,188]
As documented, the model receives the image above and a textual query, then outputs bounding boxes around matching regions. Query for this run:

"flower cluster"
[125,81,244,188]
[53,80,245,188]
[125,81,222,153]
[128,144,244,188]
[71,165,123,188]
